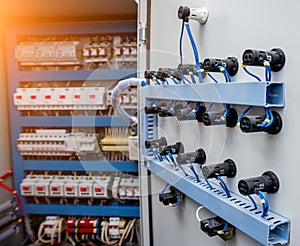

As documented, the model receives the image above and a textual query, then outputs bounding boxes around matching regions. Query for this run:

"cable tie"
[242,63,247,68]
[263,61,270,66]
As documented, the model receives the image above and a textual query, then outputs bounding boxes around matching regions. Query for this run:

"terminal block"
[202,159,236,179]
[159,142,184,156]
[202,108,238,128]
[144,70,158,79]
[175,104,206,121]
[144,105,161,114]
[145,137,167,149]
[159,187,182,206]
[239,111,282,134]
[177,64,198,76]
[242,48,285,72]
[177,6,209,24]
[202,57,239,76]
[176,148,206,164]
[201,216,235,241]
[238,171,280,196]
[157,68,182,81]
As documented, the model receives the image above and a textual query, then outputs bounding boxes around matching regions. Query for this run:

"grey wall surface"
[139,0,300,245]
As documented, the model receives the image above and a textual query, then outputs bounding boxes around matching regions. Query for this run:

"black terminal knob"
[202,159,237,179]
[240,111,282,135]
[144,106,161,114]
[238,171,280,196]
[176,148,206,165]
[202,57,239,76]
[177,64,197,76]
[145,137,167,149]
[144,70,158,79]
[178,6,191,22]
[202,108,237,128]
[242,48,285,72]
[159,142,184,156]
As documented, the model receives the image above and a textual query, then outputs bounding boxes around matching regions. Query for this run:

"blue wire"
[187,102,201,117]
[167,152,177,168]
[222,223,228,233]
[163,78,169,85]
[190,74,197,84]
[160,183,169,194]
[207,73,218,83]
[219,66,231,83]
[170,195,182,207]
[205,104,214,113]
[183,76,192,84]
[168,74,179,84]
[179,20,184,64]
[257,191,269,217]
[185,23,203,83]
[243,67,261,81]
[189,163,200,182]
[216,176,231,198]
[151,75,161,85]
[248,195,258,210]
[237,106,252,125]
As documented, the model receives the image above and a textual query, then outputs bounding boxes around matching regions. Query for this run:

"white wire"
[196,206,205,223]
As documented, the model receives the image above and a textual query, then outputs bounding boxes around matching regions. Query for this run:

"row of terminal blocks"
[15,35,137,68]
[17,129,132,157]
[17,129,100,157]
[14,86,137,111]
[66,217,127,238]
[20,174,139,199]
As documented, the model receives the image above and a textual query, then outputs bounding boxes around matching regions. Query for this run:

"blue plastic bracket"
[145,158,290,246]
[141,82,284,107]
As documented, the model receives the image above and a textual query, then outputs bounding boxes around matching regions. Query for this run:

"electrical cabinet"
[6,22,140,218]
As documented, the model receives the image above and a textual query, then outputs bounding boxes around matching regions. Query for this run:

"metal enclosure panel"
[139,0,300,245]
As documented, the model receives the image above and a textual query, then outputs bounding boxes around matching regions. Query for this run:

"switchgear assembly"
[132,0,294,245]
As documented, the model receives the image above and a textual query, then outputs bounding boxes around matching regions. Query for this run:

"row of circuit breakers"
[20,174,139,200]
[14,86,137,111]
[17,129,130,157]
[15,35,137,69]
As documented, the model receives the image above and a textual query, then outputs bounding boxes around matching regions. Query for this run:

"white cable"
[196,206,205,223]
[111,78,146,125]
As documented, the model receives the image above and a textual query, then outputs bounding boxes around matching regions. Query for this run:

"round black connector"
[178,6,190,22]
[145,137,167,149]
[240,111,282,134]
[195,105,206,122]
[242,48,285,72]
[176,148,206,165]
[202,159,236,179]
[238,171,280,196]
[202,57,239,76]
[160,142,184,156]
[202,108,237,127]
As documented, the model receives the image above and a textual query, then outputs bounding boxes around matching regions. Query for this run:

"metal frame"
[6,22,139,217]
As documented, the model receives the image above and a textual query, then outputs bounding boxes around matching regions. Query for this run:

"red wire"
[0,169,13,180]
[0,182,24,217]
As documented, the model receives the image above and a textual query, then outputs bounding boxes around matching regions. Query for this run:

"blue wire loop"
[216,176,231,198]
[184,22,203,83]
[248,195,258,210]
[207,73,218,83]
[179,20,184,64]
[243,66,261,81]
[257,191,269,217]
[188,163,200,182]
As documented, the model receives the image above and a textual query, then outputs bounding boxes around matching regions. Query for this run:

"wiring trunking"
[137,0,296,245]
[6,22,140,245]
